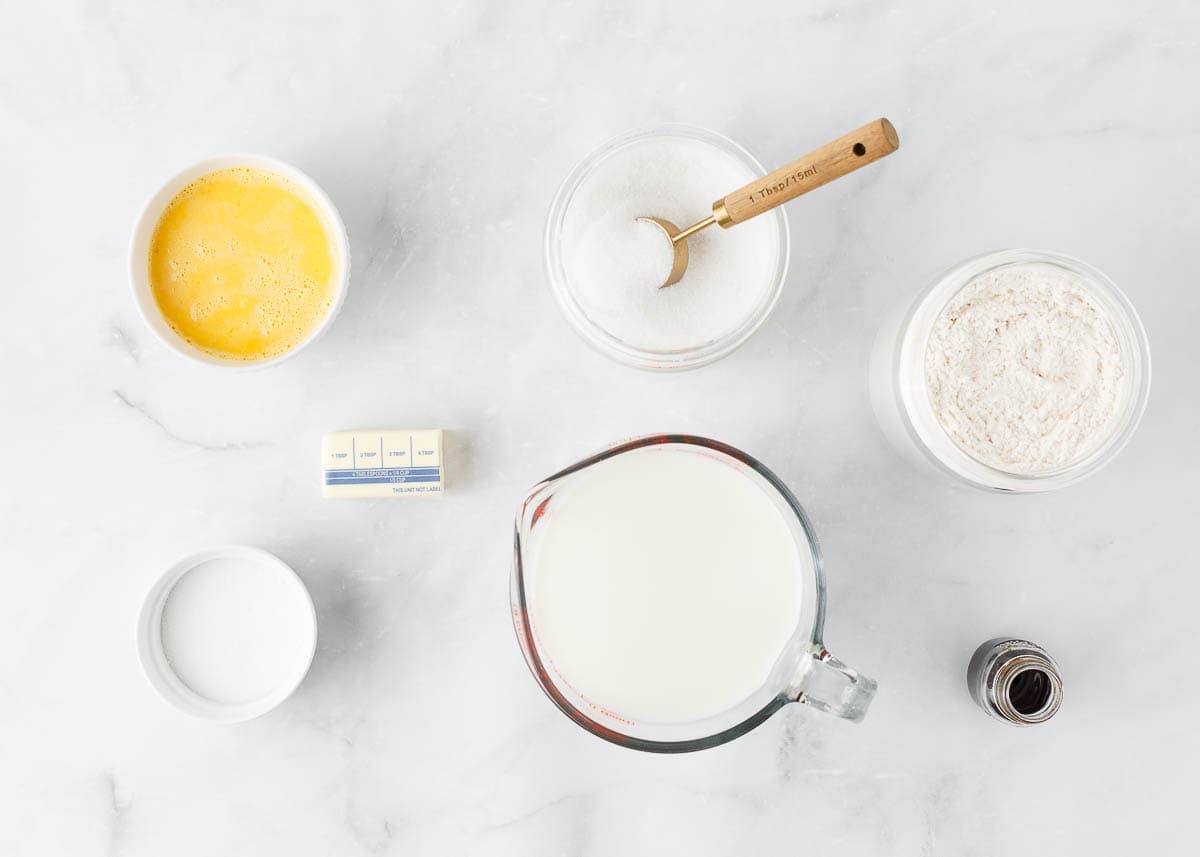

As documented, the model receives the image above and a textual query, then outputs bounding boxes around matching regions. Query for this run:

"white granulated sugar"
[561,137,781,351]
[925,263,1127,474]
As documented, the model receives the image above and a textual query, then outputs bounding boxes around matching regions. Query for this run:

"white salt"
[560,136,782,351]
[160,557,312,705]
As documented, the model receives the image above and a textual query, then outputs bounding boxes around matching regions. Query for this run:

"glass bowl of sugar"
[545,126,790,371]
[870,249,1151,492]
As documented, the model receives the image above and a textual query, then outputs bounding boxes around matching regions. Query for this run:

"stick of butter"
[322,430,445,498]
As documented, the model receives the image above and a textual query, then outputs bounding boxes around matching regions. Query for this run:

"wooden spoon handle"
[713,118,899,227]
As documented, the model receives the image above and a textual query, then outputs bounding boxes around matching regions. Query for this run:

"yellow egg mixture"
[149,167,338,361]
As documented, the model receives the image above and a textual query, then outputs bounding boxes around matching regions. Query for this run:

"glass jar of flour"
[870,249,1151,492]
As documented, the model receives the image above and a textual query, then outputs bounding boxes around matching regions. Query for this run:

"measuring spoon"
[639,118,899,288]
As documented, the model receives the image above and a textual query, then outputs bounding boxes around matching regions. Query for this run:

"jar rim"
[994,657,1064,724]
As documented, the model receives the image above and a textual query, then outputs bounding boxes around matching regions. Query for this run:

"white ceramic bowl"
[136,545,318,723]
[128,154,350,369]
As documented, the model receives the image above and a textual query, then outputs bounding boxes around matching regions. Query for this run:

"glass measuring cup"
[510,434,876,752]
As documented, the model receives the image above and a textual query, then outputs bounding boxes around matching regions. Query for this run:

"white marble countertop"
[3,2,1198,854]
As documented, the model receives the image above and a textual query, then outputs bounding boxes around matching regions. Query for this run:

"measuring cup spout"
[790,647,877,723]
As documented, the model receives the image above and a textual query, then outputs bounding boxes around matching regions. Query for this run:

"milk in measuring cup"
[529,447,806,724]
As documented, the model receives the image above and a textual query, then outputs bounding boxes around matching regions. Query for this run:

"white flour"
[560,136,781,351]
[925,263,1126,474]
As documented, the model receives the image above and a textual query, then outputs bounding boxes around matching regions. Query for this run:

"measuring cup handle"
[793,647,877,723]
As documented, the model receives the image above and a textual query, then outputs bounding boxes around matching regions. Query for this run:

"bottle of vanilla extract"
[967,638,1063,725]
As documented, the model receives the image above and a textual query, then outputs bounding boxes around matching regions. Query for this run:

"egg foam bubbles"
[149,167,339,362]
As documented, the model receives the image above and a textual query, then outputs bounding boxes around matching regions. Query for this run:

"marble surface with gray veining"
[2,2,1198,854]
